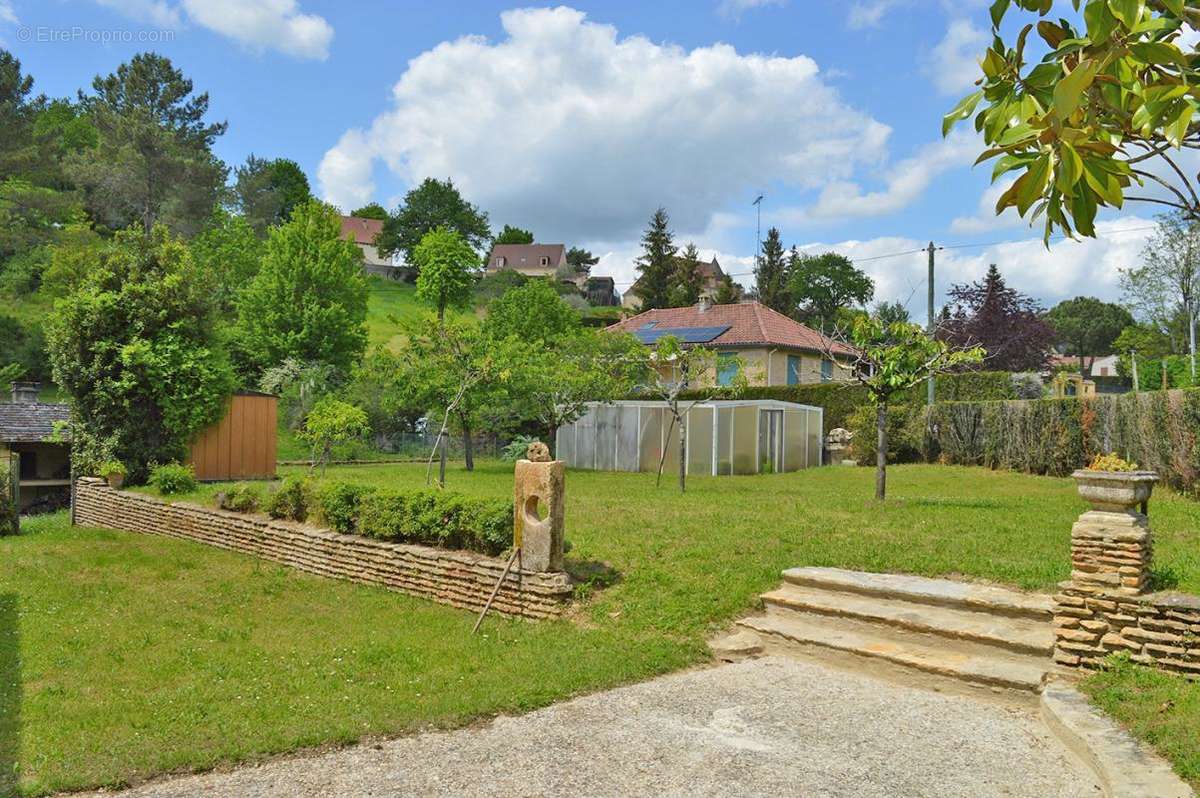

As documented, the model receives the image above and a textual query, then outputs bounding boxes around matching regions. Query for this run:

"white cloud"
[791,217,1154,312]
[785,129,979,221]
[92,0,332,59]
[948,178,1026,234]
[924,19,986,96]
[717,0,786,19]
[847,0,904,29]
[0,0,18,25]
[319,7,891,244]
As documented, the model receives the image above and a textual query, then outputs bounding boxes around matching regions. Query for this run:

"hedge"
[674,371,1016,431]
[0,460,15,535]
[859,389,1200,495]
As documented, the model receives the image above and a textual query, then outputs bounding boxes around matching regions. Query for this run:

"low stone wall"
[1054,585,1200,676]
[74,478,573,619]
[1054,504,1200,677]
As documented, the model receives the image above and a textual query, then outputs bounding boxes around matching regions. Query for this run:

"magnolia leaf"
[1055,142,1083,191]
[1016,154,1051,214]
[1037,20,1068,47]
[1107,0,1144,28]
[1053,59,1097,120]
[943,90,984,136]
[1071,184,1098,235]
[1085,0,1118,43]
[990,0,1011,28]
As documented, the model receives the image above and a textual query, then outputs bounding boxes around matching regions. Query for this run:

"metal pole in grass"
[473,548,521,634]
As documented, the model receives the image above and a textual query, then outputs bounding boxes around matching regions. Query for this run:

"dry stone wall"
[74,478,573,619]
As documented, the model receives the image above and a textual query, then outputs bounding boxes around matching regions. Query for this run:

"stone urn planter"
[1070,470,1158,513]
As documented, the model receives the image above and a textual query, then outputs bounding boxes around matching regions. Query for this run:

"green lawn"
[364,277,476,352]
[1082,657,1200,790]
[5,463,1200,794]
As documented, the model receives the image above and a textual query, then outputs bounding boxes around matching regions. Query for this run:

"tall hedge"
[925,389,1200,494]
[674,371,1016,431]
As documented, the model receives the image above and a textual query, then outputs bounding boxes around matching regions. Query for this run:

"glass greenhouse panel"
[715,406,734,475]
[687,407,714,476]
[662,413,680,477]
[783,410,807,471]
[575,410,595,470]
[594,405,617,471]
[556,423,574,464]
[638,406,663,472]
[732,405,758,474]
[615,404,640,472]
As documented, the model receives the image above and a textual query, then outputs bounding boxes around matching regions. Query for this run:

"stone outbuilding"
[0,382,71,512]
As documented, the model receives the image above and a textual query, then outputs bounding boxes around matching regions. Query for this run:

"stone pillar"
[1070,510,1152,596]
[513,442,565,573]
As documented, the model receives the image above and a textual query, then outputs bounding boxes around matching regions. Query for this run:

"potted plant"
[1071,453,1158,513]
[99,460,127,489]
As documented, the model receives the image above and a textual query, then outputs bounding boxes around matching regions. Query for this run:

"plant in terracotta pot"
[99,460,127,489]
[1071,453,1158,514]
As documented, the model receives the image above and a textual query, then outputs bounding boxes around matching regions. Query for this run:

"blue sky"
[2,0,1162,313]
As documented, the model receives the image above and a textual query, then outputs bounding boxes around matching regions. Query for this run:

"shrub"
[315,481,376,534]
[148,462,198,495]
[214,482,263,513]
[265,476,312,522]
[0,460,16,535]
[357,489,511,555]
[848,404,926,465]
[97,460,126,477]
[501,435,541,463]
[1086,452,1139,472]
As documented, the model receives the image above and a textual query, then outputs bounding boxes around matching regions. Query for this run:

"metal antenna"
[752,194,764,274]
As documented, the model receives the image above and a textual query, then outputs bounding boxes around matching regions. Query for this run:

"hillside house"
[485,243,571,281]
[339,215,402,279]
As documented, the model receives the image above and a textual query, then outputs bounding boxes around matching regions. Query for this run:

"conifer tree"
[634,207,676,310]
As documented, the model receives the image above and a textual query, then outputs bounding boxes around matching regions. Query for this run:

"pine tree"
[670,242,705,306]
[714,275,739,304]
[634,207,676,310]
[755,228,790,313]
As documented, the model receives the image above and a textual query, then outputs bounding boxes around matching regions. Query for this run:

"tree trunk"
[438,429,447,487]
[678,413,687,493]
[461,413,474,471]
[1189,300,1196,382]
[875,402,887,502]
[656,413,677,488]
[1078,353,1091,380]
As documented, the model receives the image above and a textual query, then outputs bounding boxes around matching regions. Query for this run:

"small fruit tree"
[299,397,370,475]
[827,317,982,501]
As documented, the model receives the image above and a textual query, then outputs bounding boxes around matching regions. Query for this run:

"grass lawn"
[6,463,1200,794]
[1081,658,1200,790]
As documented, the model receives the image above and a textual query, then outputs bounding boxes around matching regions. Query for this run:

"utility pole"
[1131,350,1139,392]
[926,241,937,406]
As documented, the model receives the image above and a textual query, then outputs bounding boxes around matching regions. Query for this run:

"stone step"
[762,584,1055,657]
[739,612,1049,693]
[782,567,1054,621]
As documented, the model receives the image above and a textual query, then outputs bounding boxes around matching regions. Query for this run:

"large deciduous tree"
[70,52,227,237]
[350,202,388,220]
[189,206,261,317]
[1046,296,1134,378]
[493,224,534,245]
[413,226,478,322]
[45,225,234,482]
[634,207,676,310]
[788,250,875,330]
[377,177,490,267]
[940,264,1056,372]
[234,199,368,377]
[483,279,581,343]
[566,246,599,276]
[1120,211,1199,378]
[945,1,1200,239]
[232,155,311,235]
[754,229,790,314]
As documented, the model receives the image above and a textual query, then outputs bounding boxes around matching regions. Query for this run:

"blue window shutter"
[787,355,801,385]
[820,359,833,382]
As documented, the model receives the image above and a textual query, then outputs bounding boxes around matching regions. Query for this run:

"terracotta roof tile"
[606,301,855,356]
[339,215,384,245]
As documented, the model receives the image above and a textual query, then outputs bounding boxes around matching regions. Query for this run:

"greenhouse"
[555,400,824,476]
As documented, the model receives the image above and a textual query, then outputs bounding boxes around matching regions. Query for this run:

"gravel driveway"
[80,656,1100,798]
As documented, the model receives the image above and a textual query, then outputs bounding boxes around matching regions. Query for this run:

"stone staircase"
[724,567,1057,694]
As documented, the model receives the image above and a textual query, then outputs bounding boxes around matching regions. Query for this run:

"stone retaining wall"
[74,478,573,619]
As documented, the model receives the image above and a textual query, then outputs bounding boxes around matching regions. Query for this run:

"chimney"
[10,381,40,404]
[697,296,713,314]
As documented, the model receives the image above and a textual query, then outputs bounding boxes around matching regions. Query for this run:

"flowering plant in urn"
[1071,453,1157,514]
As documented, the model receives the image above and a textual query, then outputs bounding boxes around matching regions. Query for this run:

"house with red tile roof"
[606,299,856,386]
[338,215,400,279]
[621,255,732,311]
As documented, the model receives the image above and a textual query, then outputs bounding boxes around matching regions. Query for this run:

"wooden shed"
[188,392,277,481]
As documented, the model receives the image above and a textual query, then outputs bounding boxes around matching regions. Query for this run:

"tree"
[945,1,1200,240]
[714,274,740,305]
[299,397,369,475]
[566,246,599,276]
[189,206,261,317]
[483,279,580,343]
[670,242,705,307]
[350,202,387,221]
[874,301,910,326]
[754,229,790,314]
[234,200,368,377]
[827,316,982,500]
[494,224,534,245]
[1113,323,1173,389]
[45,225,234,482]
[232,155,311,235]
[1047,297,1134,378]
[413,226,477,322]
[788,250,875,330]
[634,207,676,310]
[70,53,227,236]
[641,335,743,493]
[1120,212,1199,379]
[377,177,490,266]
[940,264,1056,372]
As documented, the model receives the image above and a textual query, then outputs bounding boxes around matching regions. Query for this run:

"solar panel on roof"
[633,325,730,345]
